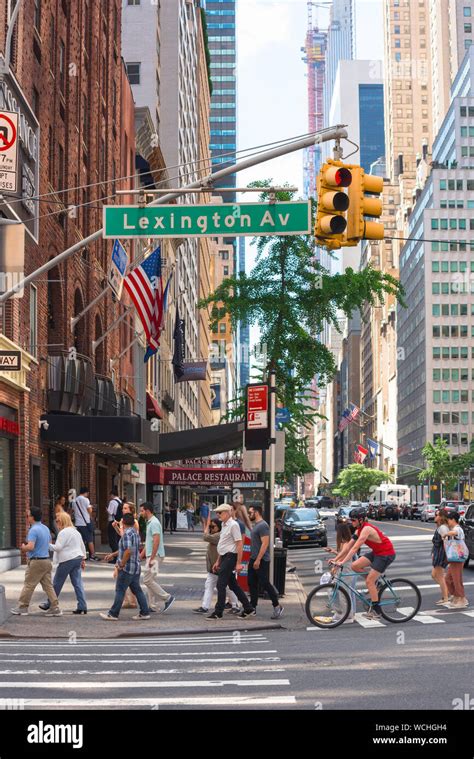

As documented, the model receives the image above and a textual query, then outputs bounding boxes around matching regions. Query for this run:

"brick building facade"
[0,0,138,566]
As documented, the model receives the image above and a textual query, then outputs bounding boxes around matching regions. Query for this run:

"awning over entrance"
[40,414,160,464]
[143,421,244,464]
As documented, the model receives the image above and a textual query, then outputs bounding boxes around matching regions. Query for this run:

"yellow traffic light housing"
[314,160,352,250]
[346,166,384,244]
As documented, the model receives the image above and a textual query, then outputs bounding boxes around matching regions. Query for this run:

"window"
[433,348,441,359]
[433,412,441,424]
[127,0,141,4]
[442,369,450,381]
[452,390,460,403]
[432,261,439,272]
[29,285,38,358]
[59,40,66,93]
[126,62,140,85]
[442,305,449,316]
[433,391,441,404]
[461,369,468,381]
[432,283,440,294]
[464,7,472,16]
[48,126,54,181]
[433,369,441,381]
[431,219,439,230]
[432,304,440,316]
[452,369,459,382]
[58,144,64,191]
[433,325,440,338]
[440,180,446,190]
[442,391,450,403]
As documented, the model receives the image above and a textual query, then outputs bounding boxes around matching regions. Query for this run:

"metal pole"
[0,126,348,304]
[91,307,133,353]
[269,369,276,584]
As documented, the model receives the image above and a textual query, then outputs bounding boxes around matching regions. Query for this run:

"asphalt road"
[0,517,472,711]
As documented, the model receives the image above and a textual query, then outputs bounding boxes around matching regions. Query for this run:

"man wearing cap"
[207,504,256,620]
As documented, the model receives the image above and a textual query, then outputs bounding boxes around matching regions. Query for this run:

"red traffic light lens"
[334,168,352,187]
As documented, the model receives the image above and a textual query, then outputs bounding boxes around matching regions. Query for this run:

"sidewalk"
[0,530,307,639]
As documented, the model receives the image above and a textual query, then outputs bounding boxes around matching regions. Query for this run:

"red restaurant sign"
[163,468,259,485]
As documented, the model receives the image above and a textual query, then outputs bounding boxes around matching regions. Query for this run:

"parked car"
[420,504,438,522]
[461,503,474,568]
[316,495,334,509]
[368,501,399,521]
[439,500,467,518]
[281,508,328,548]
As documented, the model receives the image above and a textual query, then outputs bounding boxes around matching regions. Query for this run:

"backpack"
[114,498,123,522]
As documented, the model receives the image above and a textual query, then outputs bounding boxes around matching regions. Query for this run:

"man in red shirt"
[330,508,396,619]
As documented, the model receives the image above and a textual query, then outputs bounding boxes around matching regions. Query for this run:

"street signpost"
[0,110,18,193]
[108,240,128,299]
[244,383,270,452]
[103,201,311,239]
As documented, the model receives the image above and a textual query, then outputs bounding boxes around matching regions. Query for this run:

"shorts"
[77,523,94,544]
[364,551,396,573]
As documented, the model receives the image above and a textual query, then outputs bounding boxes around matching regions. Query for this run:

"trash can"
[258,546,287,598]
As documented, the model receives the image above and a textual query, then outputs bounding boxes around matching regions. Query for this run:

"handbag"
[444,538,469,563]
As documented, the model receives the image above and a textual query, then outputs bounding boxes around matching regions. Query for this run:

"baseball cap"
[215,505,232,513]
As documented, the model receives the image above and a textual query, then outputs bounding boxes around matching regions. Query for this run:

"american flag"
[339,403,360,432]
[123,247,166,361]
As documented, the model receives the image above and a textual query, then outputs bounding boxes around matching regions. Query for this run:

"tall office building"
[323,0,354,129]
[301,5,327,199]
[397,47,474,489]
[160,0,201,432]
[206,1,239,397]
[122,0,161,132]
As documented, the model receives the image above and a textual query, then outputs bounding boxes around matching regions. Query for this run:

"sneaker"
[362,607,382,620]
[100,612,119,621]
[10,607,29,616]
[225,607,241,615]
[206,611,223,619]
[38,603,49,611]
[271,605,284,620]
[149,607,157,613]
[237,608,256,618]
[224,602,233,610]
[445,599,464,609]
[88,555,101,562]
[459,598,469,608]
[163,595,175,613]
[436,598,450,606]
[192,607,209,614]
[132,613,151,620]
[44,607,62,616]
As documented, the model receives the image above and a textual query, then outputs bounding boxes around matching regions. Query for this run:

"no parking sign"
[0,110,19,193]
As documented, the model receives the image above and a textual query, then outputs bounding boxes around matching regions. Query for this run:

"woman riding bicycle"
[329,507,396,620]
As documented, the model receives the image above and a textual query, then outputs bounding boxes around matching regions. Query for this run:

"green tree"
[419,438,457,499]
[333,464,391,501]
[199,183,403,480]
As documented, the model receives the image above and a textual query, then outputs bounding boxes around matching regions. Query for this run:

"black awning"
[142,421,244,464]
[40,414,160,464]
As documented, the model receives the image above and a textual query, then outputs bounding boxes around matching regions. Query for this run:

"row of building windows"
[440,200,474,209]
[439,179,474,190]
[433,368,473,382]
[432,347,473,359]
[432,283,474,294]
[432,325,470,338]
[207,23,235,29]
[431,241,474,252]
[432,304,471,316]
[433,433,469,446]
[433,412,471,425]
[208,36,236,42]
[461,146,474,157]
[460,106,474,117]
[432,261,472,273]
[431,219,474,230]
[461,126,474,136]
[210,130,236,136]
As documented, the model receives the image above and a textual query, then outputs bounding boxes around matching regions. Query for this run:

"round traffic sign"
[0,113,17,152]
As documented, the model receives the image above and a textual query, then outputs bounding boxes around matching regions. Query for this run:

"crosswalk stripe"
[14,696,297,707]
[353,612,385,628]
[0,667,286,675]
[0,679,290,689]
[0,656,280,664]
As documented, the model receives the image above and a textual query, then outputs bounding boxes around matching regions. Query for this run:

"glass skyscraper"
[358,84,385,173]
[205,0,237,200]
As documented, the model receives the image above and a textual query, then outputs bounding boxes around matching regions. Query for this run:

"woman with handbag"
[40,511,87,614]
[432,508,450,605]
[443,512,469,609]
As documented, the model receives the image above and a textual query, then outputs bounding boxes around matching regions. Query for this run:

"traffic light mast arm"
[0,125,349,304]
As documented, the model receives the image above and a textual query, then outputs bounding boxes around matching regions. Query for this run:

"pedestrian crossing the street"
[0,633,297,709]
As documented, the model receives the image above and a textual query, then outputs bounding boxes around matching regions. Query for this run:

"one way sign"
[0,110,19,194]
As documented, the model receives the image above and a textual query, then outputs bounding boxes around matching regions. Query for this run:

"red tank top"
[357,522,395,556]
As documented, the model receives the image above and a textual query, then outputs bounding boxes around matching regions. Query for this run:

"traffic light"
[314,160,352,250]
[346,166,384,244]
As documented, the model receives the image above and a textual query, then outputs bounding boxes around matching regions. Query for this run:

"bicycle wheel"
[305,583,351,629]
[378,578,421,623]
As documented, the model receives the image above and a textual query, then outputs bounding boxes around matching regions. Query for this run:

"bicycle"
[305,566,422,629]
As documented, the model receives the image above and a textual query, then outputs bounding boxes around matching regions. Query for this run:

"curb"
[0,622,283,640]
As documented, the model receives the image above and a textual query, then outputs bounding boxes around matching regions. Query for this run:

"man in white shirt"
[73,487,99,561]
[106,489,122,558]
[207,505,255,620]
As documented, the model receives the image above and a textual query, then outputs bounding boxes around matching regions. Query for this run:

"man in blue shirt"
[100,513,150,621]
[11,508,61,616]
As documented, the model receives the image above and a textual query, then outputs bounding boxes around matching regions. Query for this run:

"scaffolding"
[302,1,328,199]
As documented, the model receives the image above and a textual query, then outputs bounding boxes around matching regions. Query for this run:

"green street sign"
[103,202,311,239]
